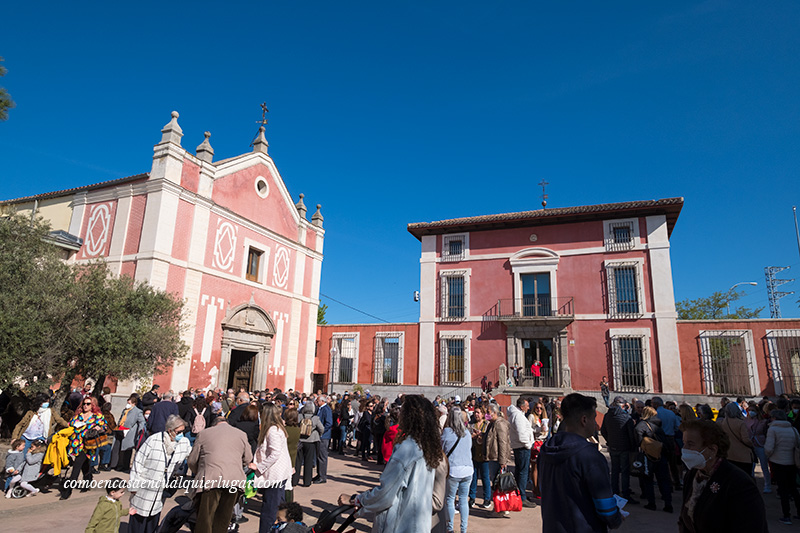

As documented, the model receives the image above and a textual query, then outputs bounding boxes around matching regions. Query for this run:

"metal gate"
[767,330,800,395]
[699,330,754,396]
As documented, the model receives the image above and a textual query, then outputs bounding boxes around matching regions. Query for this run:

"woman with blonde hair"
[635,406,672,512]
[528,401,549,500]
[250,402,292,531]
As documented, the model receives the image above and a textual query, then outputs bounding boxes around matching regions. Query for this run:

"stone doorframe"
[218,303,276,391]
[505,324,571,391]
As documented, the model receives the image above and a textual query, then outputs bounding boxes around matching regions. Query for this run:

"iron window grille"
[330,334,359,384]
[442,234,466,262]
[373,333,404,385]
[605,221,635,251]
[439,334,468,386]
[699,330,755,396]
[440,271,467,319]
[610,335,650,393]
[766,330,800,395]
[606,262,643,318]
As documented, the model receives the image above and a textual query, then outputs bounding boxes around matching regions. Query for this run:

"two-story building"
[1,112,324,394]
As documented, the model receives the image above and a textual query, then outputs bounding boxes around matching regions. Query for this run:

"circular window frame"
[254,176,269,198]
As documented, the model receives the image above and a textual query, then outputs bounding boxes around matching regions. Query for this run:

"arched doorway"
[219,303,276,391]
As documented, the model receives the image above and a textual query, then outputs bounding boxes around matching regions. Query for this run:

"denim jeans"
[512,448,531,498]
[446,475,471,533]
[470,460,491,502]
[753,445,771,487]
[99,443,112,466]
[609,449,631,497]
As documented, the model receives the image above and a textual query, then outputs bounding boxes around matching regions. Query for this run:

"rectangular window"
[767,330,800,395]
[521,273,552,316]
[611,336,648,393]
[246,247,262,282]
[331,334,359,384]
[374,333,403,384]
[606,262,642,318]
[699,330,755,396]
[440,271,468,319]
[442,234,467,262]
[439,335,468,385]
[604,219,636,252]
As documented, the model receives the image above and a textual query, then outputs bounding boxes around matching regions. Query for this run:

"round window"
[255,176,269,198]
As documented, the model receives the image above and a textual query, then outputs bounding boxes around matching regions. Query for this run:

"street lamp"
[727,282,757,315]
[329,344,338,394]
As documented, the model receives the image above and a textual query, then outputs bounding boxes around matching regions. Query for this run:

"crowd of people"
[1,383,797,532]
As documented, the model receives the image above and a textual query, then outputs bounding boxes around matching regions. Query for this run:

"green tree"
[0,57,14,121]
[317,302,328,325]
[0,215,187,404]
[676,290,763,320]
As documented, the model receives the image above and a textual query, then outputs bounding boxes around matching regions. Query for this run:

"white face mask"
[681,448,708,470]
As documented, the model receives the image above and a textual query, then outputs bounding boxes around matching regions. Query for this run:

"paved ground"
[0,446,786,532]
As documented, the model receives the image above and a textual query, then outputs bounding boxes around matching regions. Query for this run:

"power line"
[320,292,390,323]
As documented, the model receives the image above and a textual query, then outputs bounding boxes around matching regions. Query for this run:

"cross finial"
[257,102,269,126]
[538,179,549,209]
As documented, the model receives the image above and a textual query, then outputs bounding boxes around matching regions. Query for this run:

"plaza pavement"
[0,445,785,532]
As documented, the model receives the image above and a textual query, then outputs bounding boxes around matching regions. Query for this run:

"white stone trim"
[254,175,270,199]
[331,332,361,384]
[439,268,471,320]
[698,329,759,397]
[373,332,405,385]
[609,328,653,393]
[438,330,472,386]
[240,237,271,284]
[765,329,800,396]
[604,258,646,318]
[509,248,560,306]
[441,233,469,262]
[603,217,640,251]
[418,322,436,386]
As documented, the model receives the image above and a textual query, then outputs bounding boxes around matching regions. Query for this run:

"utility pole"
[765,266,794,318]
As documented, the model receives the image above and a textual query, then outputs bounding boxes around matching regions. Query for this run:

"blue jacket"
[147,401,179,434]
[318,404,333,440]
[539,431,622,533]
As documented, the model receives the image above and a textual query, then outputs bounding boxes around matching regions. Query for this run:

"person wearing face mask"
[112,393,145,473]
[129,414,191,533]
[765,409,800,524]
[12,393,68,454]
[678,418,767,532]
[744,404,771,493]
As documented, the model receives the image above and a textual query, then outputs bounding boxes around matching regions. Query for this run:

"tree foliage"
[676,290,763,320]
[0,215,187,402]
[317,303,328,325]
[0,56,14,121]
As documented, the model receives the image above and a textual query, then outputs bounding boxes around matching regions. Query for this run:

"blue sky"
[1,1,799,322]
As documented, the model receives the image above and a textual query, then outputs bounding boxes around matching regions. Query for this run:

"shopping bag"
[492,487,523,512]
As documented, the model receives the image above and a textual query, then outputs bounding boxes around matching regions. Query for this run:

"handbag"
[630,450,649,477]
[640,421,663,460]
[492,469,523,512]
[83,428,104,450]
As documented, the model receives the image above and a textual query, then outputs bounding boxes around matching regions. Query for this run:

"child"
[9,439,45,497]
[272,501,309,532]
[85,477,136,533]
[4,439,25,496]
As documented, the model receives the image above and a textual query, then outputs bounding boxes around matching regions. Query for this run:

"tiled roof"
[407,197,684,239]
[0,173,150,204]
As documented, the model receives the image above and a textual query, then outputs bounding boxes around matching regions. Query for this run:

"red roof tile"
[0,173,150,204]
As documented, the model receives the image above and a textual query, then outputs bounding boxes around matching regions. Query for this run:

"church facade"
[1,112,324,394]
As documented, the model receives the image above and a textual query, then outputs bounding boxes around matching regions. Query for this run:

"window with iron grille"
[439,334,469,385]
[442,234,467,262]
[440,270,467,319]
[606,262,643,318]
[604,219,636,252]
[766,330,800,395]
[373,333,404,385]
[611,335,650,393]
[330,334,359,384]
[699,330,755,396]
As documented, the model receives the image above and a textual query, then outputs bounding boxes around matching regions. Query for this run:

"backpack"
[192,408,206,434]
[300,416,314,438]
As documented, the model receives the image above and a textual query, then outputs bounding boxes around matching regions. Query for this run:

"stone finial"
[195,131,214,163]
[311,204,324,227]
[295,193,307,218]
[160,111,183,145]
[252,126,269,154]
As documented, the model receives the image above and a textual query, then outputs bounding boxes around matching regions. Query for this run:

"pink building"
[1,112,324,394]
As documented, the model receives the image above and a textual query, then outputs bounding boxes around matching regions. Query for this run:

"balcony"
[496,296,575,328]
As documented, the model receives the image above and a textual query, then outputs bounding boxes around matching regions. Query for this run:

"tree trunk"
[53,369,77,412]
[94,374,107,403]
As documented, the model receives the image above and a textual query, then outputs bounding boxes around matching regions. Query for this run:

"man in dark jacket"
[539,393,622,533]
[147,390,178,434]
[177,391,195,423]
[600,396,639,503]
[141,385,160,409]
[225,393,251,426]
[313,394,333,483]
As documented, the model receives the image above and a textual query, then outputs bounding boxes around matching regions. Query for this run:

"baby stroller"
[8,438,57,499]
[313,504,358,533]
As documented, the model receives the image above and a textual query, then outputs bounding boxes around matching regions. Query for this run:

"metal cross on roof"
[257,102,269,126]
[538,179,549,209]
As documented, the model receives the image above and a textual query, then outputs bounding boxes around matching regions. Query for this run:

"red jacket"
[382,424,399,460]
